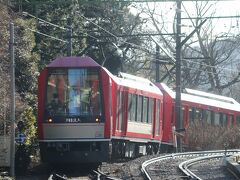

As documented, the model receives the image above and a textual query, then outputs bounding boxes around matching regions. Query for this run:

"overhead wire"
[26,28,68,43]
[80,14,239,75]
[79,14,152,52]
[180,64,239,80]
[181,58,239,74]
[22,11,239,76]
[22,11,67,30]
[22,12,68,43]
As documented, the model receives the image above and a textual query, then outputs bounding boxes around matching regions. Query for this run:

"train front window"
[45,68,102,120]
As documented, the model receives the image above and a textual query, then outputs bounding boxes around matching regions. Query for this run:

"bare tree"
[132,1,240,97]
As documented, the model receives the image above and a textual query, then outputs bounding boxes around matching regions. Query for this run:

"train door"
[154,99,161,137]
[122,91,128,135]
[116,90,126,135]
[148,98,154,138]
[116,90,122,132]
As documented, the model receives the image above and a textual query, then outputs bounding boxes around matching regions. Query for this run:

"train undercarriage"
[39,139,170,164]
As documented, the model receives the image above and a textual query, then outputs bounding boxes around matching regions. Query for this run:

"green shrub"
[19,107,37,152]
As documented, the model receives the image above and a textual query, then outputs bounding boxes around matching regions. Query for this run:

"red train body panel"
[37,56,240,164]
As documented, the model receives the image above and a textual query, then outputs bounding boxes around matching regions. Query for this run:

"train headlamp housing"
[47,117,53,123]
[95,116,101,123]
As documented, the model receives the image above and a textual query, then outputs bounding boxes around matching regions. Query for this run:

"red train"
[37,56,240,164]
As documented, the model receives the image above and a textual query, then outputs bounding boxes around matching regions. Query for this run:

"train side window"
[180,107,184,127]
[155,100,160,135]
[229,115,233,128]
[143,97,148,123]
[188,108,193,124]
[220,113,227,127]
[211,111,215,125]
[132,94,137,122]
[148,98,153,124]
[137,96,143,122]
[89,79,101,116]
[135,95,138,122]
[202,110,206,122]
[214,112,220,126]
[120,91,123,129]
[206,110,211,124]
[195,108,201,121]
[236,116,240,126]
[128,93,132,121]
[128,94,137,122]
[117,91,123,130]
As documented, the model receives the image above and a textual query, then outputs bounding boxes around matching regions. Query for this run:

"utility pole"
[175,0,182,153]
[67,18,72,56]
[9,22,16,177]
[156,44,160,82]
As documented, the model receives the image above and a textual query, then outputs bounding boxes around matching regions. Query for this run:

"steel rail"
[141,149,240,180]
[179,150,240,180]
[179,154,226,180]
[93,169,122,180]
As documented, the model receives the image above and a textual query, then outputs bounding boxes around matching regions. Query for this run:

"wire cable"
[22,11,68,30]
[181,58,239,74]
[22,11,239,75]
[26,28,68,43]
[80,14,151,51]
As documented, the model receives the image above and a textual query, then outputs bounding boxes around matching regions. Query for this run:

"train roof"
[47,56,101,68]
[160,83,240,112]
[46,57,161,95]
[103,68,163,95]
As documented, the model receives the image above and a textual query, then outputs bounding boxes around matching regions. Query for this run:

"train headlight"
[95,117,100,123]
[48,118,53,123]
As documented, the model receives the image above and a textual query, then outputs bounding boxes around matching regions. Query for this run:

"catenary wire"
[22,11,68,30]
[26,28,68,43]
[22,12,239,75]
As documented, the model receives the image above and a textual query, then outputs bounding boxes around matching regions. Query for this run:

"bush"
[19,107,37,149]
[15,107,38,172]
[186,121,240,150]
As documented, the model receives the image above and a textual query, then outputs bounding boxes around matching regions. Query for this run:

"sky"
[129,0,240,35]
[182,0,240,34]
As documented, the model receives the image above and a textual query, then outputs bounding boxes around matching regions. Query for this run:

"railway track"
[12,149,240,179]
[142,149,240,180]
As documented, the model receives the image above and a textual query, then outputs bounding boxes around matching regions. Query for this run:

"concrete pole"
[156,44,160,82]
[9,22,16,177]
[175,0,182,153]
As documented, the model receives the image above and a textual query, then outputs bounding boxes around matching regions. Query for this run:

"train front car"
[38,56,111,164]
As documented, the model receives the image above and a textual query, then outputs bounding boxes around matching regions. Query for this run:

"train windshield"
[45,68,102,121]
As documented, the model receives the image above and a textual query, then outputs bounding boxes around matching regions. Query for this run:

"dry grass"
[186,121,240,151]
